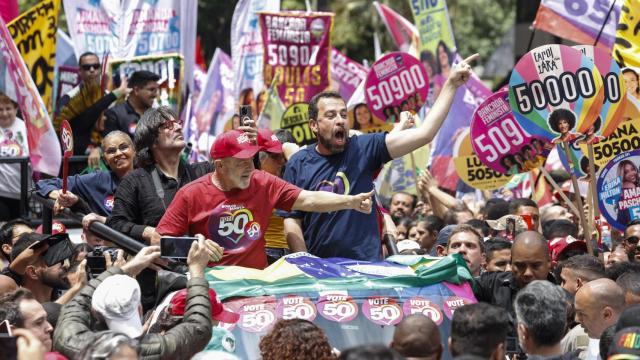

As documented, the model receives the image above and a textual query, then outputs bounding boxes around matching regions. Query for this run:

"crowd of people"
[0,47,639,360]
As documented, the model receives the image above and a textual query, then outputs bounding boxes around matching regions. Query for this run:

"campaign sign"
[365,52,429,123]
[60,120,73,157]
[508,44,604,144]
[402,296,444,325]
[276,295,317,322]
[573,45,627,141]
[280,102,315,146]
[224,296,277,333]
[317,291,359,323]
[362,296,403,326]
[471,90,552,175]
[588,119,640,168]
[597,149,640,231]
[454,128,513,190]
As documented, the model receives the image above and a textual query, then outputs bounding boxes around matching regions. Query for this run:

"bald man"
[474,231,552,314]
[391,314,442,360]
[575,279,625,340]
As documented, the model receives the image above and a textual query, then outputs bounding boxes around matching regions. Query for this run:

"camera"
[86,246,120,275]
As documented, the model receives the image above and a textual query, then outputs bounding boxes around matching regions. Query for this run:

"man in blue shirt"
[282,54,478,261]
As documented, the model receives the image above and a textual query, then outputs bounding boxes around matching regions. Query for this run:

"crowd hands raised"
[0,51,638,359]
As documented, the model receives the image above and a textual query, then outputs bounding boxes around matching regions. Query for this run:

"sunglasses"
[81,63,101,71]
[626,236,640,244]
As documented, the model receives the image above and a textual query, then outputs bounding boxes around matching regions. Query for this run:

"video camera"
[86,246,120,276]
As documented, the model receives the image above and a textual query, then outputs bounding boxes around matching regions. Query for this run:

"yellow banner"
[613,0,640,68]
[454,130,513,190]
[8,0,60,113]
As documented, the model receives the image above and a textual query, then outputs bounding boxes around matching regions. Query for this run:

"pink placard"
[365,52,429,122]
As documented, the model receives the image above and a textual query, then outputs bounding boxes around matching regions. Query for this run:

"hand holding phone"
[160,237,198,260]
[239,105,252,127]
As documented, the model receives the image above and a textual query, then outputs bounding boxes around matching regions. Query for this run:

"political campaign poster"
[280,102,314,146]
[259,11,333,107]
[331,48,367,101]
[208,253,476,360]
[364,52,428,123]
[7,0,60,112]
[597,149,640,231]
[373,2,420,55]
[471,90,553,175]
[454,128,513,190]
[584,119,640,168]
[231,0,280,105]
[534,0,621,49]
[54,66,80,113]
[109,53,183,114]
[509,44,604,145]
[613,0,640,68]
[0,16,60,176]
[408,0,492,191]
[349,102,392,134]
[194,49,234,138]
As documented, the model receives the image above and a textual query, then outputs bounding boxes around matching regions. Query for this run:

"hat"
[609,327,640,357]
[210,130,261,160]
[549,235,588,262]
[616,305,640,332]
[486,215,528,232]
[169,288,240,324]
[257,129,283,153]
[429,225,457,256]
[92,275,143,338]
[397,240,421,252]
[36,221,66,235]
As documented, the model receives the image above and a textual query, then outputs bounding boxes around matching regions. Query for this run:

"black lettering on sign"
[31,56,53,94]
[15,30,43,54]
[614,4,640,67]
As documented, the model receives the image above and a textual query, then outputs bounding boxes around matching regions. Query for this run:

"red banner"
[259,11,333,107]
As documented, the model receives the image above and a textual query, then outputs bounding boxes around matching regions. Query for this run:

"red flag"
[373,2,420,54]
[195,36,206,71]
[0,0,18,24]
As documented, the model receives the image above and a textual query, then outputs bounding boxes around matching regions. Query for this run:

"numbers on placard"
[593,137,640,160]
[267,44,315,66]
[512,68,596,114]
[603,73,621,103]
[323,302,355,318]
[61,129,72,151]
[473,118,525,162]
[366,64,427,111]
[243,310,275,329]
[282,304,314,320]
[370,306,400,322]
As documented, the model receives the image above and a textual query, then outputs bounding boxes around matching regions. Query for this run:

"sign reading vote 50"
[508,44,604,143]
[365,52,429,122]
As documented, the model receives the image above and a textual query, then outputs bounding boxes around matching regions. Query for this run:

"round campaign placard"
[471,90,552,174]
[597,149,640,231]
[573,45,627,141]
[276,295,317,322]
[454,128,513,190]
[316,292,359,323]
[280,102,315,146]
[402,296,443,325]
[362,296,403,326]
[365,52,429,123]
[61,119,74,156]
[442,296,473,319]
[236,297,278,333]
[509,44,604,144]
[588,118,640,168]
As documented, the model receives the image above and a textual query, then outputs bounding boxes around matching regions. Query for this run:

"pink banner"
[331,48,367,101]
[0,17,60,176]
[373,1,419,53]
[259,11,333,107]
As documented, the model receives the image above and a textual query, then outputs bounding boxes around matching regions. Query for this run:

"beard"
[317,131,346,154]
[40,269,70,290]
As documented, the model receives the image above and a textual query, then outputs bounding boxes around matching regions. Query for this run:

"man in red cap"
[156,129,375,269]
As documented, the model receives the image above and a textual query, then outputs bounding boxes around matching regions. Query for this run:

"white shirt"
[0,118,29,199]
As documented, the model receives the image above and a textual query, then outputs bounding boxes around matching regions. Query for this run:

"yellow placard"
[580,117,640,168]
[281,102,315,146]
[454,130,513,190]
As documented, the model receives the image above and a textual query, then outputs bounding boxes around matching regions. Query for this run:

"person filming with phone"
[156,127,377,269]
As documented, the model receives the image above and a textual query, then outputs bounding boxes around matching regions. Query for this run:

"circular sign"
[508,44,604,144]
[276,295,317,322]
[236,298,277,333]
[362,296,403,326]
[597,149,640,231]
[402,296,443,325]
[471,90,552,174]
[280,102,315,146]
[365,52,429,123]
[316,292,358,323]
[442,296,473,319]
[454,128,513,190]
[61,119,74,155]
[573,45,627,140]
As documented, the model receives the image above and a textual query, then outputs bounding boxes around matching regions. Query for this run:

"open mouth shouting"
[334,127,346,146]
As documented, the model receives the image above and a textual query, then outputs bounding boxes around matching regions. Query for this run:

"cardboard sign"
[60,120,73,156]
[280,102,315,146]
[597,148,640,231]
[471,90,552,175]
[453,129,513,190]
[365,52,429,123]
[509,44,604,144]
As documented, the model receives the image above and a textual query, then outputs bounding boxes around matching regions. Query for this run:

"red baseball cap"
[549,235,588,262]
[257,129,283,154]
[169,288,240,323]
[36,221,67,235]
[210,130,261,160]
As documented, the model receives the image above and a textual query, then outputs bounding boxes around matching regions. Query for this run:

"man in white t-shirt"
[0,93,29,220]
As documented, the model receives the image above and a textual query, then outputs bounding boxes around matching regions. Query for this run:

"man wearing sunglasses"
[54,52,130,166]
[623,219,640,261]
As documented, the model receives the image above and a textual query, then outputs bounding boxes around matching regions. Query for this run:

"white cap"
[397,240,421,252]
[91,274,143,338]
